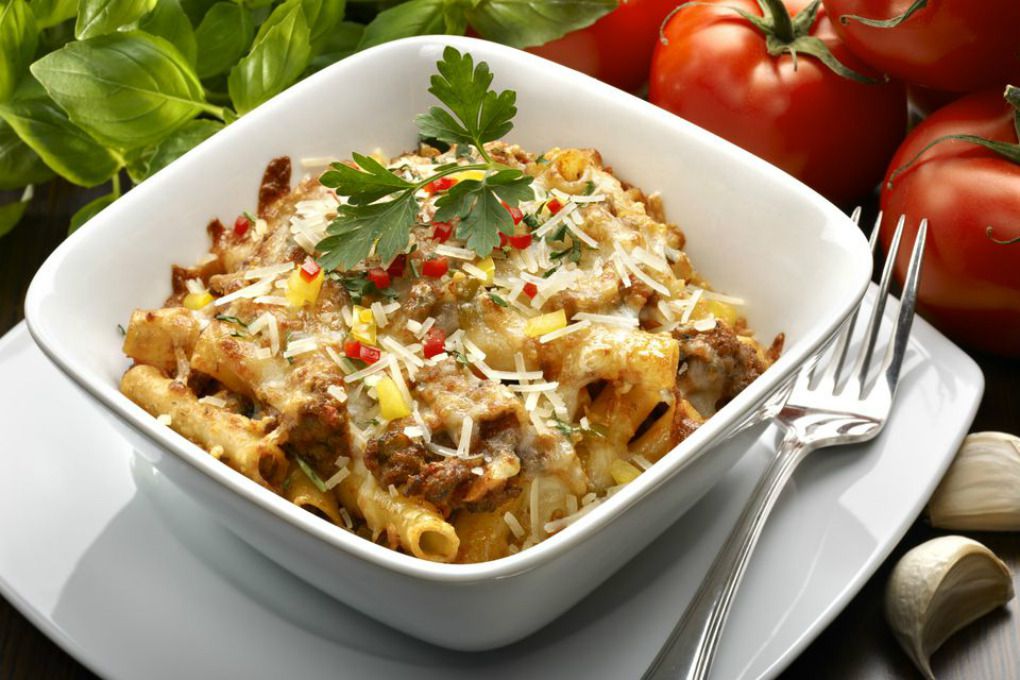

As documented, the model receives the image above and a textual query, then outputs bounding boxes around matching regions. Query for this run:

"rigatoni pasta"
[119,141,782,563]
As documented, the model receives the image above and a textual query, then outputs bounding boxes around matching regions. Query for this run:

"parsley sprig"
[315,47,533,271]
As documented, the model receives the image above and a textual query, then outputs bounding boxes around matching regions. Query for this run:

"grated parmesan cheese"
[504,511,526,539]
[539,319,591,344]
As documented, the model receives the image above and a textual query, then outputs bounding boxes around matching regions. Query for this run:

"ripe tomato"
[823,0,1020,93]
[650,0,906,206]
[879,90,1020,357]
[528,0,677,92]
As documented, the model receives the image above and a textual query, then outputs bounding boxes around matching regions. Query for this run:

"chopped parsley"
[583,180,596,195]
[116,323,126,336]
[295,456,328,493]
[551,239,583,264]
[316,47,534,270]
[215,314,246,327]
[488,292,509,307]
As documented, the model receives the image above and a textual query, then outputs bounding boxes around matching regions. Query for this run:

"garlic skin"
[885,536,1013,680]
[928,432,1020,530]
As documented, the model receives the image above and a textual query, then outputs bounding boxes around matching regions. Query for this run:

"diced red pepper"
[523,282,539,299]
[299,256,321,282]
[234,215,251,236]
[344,339,362,358]
[359,345,381,364]
[367,267,391,290]
[422,327,446,358]
[501,201,523,224]
[499,232,509,248]
[425,177,457,194]
[432,221,454,243]
[422,256,449,278]
[386,254,406,278]
[509,233,533,249]
[547,199,563,215]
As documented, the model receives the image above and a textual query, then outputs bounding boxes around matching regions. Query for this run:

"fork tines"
[814,212,928,399]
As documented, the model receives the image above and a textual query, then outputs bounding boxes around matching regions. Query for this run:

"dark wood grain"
[1,182,1017,680]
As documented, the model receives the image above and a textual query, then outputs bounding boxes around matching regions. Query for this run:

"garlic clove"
[885,535,1013,680]
[928,432,1020,531]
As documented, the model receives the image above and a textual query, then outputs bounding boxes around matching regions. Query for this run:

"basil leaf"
[144,118,221,177]
[178,0,216,25]
[0,187,31,238]
[0,86,120,186]
[68,190,116,233]
[195,2,253,79]
[0,0,39,104]
[0,117,53,189]
[357,0,445,51]
[228,0,310,114]
[30,0,77,27]
[299,0,344,51]
[139,0,197,66]
[76,0,157,38]
[31,32,208,149]
[466,0,615,48]
[308,20,361,72]
[123,144,153,182]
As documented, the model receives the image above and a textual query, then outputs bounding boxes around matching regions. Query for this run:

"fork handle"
[642,430,814,680]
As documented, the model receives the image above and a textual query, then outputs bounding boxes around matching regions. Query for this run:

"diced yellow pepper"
[350,305,378,345]
[351,323,376,345]
[476,256,495,284]
[610,459,642,486]
[183,290,214,310]
[525,309,567,337]
[377,377,411,420]
[451,169,486,182]
[286,268,324,307]
[353,305,374,324]
[692,299,739,327]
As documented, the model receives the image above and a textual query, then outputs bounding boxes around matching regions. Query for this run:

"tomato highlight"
[509,233,533,249]
[425,177,457,194]
[386,255,406,277]
[422,327,447,358]
[501,201,523,224]
[344,339,362,358]
[299,256,321,282]
[234,215,251,237]
[359,345,382,364]
[367,267,391,290]
[422,257,449,278]
[432,221,454,243]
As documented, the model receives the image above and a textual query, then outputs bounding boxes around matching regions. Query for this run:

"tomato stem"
[889,86,1020,187]
[759,0,794,42]
[839,0,927,28]
[659,0,878,84]
[986,226,1020,246]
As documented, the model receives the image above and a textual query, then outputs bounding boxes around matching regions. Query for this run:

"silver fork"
[643,212,928,680]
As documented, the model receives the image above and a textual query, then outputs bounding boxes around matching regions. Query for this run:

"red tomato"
[823,0,1020,93]
[527,0,677,92]
[422,327,447,358]
[879,89,1020,357]
[650,0,906,205]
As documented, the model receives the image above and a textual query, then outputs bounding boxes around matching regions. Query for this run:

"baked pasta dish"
[119,49,782,564]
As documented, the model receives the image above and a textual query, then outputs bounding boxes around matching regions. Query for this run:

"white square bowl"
[24,36,872,651]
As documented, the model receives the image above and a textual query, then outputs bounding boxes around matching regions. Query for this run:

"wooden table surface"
[1,181,1018,680]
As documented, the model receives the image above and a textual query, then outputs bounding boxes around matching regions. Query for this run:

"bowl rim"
[24,35,873,583]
